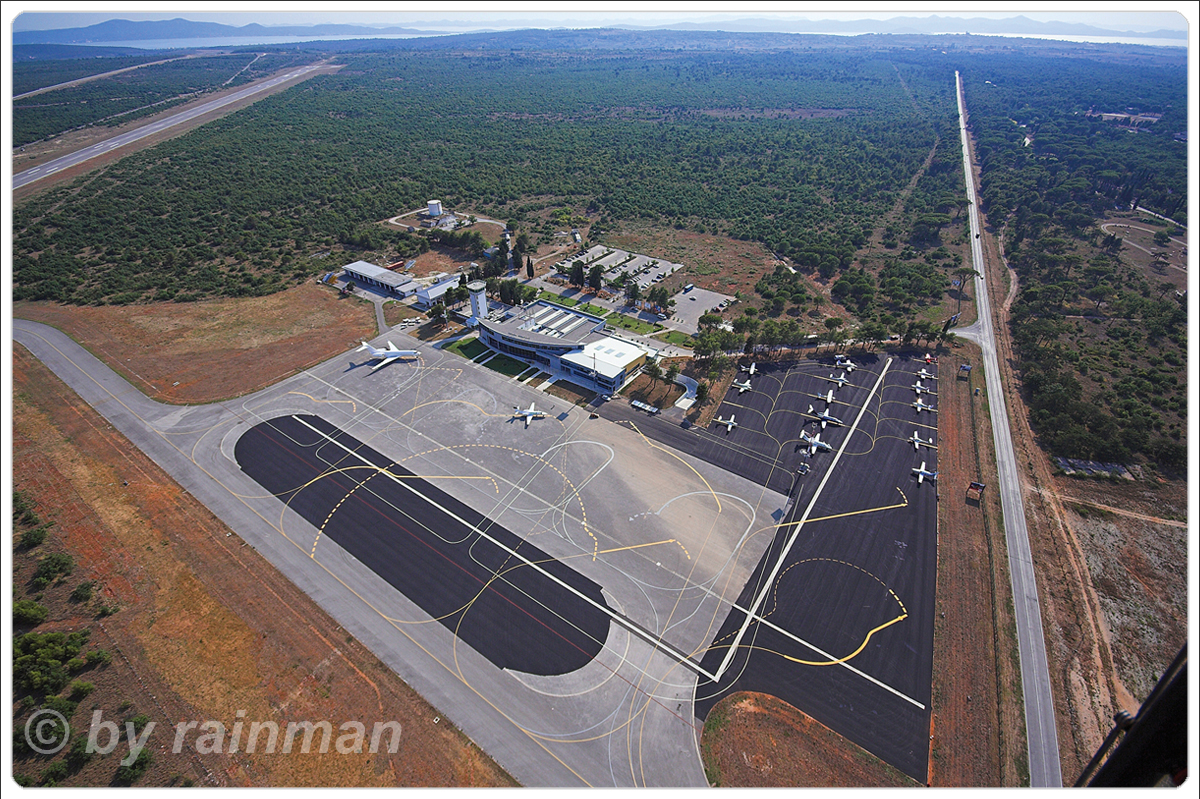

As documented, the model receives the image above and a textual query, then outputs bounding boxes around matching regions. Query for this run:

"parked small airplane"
[913,396,936,413]
[835,355,857,372]
[800,429,833,455]
[713,414,738,433]
[741,362,758,375]
[807,404,844,428]
[912,380,936,396]
[812,387,835,406]
[923,353,938,364]
[917,367,938,381]
[912,461,938,484]
[358,340,419,371]
[909,431,936,451]
[512,402,548,428]
[821,371,851,389]
[733,378,753,394]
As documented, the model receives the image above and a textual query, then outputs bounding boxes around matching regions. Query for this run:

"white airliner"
[800,429,833,455]
[806,404,844,428]
[917,367,938,381]
[512,402,548,427]
[821,371,851,389]
[713,414,738,433]
[912,461,938,484]
[913,396,936,413]
[358,340,419,370]
[732,378,753,394]
[910,431,936,451]
[741,362,757,375]
[835,355,857,372]
[912,380,935,396]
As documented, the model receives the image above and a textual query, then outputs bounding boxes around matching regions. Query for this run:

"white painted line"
[291,415,710,678]
[714,358,893,681]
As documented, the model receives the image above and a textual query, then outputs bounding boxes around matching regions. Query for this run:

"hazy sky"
[9,2,1193,33]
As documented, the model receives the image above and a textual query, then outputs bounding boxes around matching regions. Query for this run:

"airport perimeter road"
[955,71,1062,787]
[13,64,325,190]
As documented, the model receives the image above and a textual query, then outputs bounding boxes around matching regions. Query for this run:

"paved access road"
[954,71,1063,787]
[14,64,325,190]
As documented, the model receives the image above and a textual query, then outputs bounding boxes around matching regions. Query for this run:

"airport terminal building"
[476,301,656,395]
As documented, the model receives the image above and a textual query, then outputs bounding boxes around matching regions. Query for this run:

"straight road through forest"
[954,70,1062,787]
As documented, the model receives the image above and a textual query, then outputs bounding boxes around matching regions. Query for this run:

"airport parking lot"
[667,285,735,331]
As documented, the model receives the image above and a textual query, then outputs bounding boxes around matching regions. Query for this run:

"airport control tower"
[468,280,487,324]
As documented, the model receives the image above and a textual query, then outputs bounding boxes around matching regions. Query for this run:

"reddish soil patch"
[600,223,782,305]
[927,340,1024,786]
[621,371,684,409]
[700,692,918,787]
[11,346,517,788]
[13,283,376,404]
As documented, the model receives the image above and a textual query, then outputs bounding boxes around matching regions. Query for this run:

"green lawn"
[482,353,531,377]
[537,290,578,306]
[444,337,489,360]
[606,313,661,335]
[534,291,608,318]
[576,302,611,318]
[657,330,696,348]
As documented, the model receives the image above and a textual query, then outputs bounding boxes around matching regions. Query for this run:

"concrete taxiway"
[14,319,788,787]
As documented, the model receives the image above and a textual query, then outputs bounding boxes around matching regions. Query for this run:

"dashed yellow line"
[402,442,598,560]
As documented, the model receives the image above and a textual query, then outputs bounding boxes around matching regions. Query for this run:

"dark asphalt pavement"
[235,414,612,676]
[679,353,940,782]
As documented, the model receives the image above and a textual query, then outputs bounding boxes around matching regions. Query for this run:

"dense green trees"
[15,47,949,306]
[962,53,1187,470]
[14,53,313,147]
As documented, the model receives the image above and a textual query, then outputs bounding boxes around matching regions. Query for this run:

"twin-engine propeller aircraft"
[713,414,738,433]
[512,402,548,427]
[912,396,936,413]
[835,355,857,372]
[821,371,852,389]
[800,429,833,455]
[358,340,419,370]
[732,378,753,394]
[740,362,757,375]
[912,461,938,484]
[909,431,936,451]
[806,404,844,429]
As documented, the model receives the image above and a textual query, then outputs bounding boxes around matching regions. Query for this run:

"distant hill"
[620,14,1187,39]
[12,18,440,45]
[13,14,1185,47]
[12,43,178,60]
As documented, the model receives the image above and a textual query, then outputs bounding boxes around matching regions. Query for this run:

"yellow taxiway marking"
[772,487,908,531]
[402,442,597,560]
